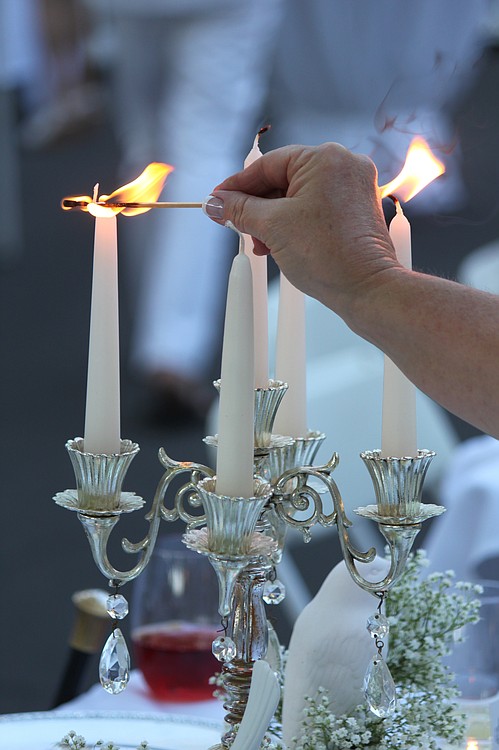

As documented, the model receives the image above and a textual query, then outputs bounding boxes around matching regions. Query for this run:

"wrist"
[342,262,410,345]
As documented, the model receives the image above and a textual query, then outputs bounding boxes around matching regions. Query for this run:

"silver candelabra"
[54,379,444,749]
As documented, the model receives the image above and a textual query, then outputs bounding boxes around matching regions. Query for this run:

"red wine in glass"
[133,621,220,701]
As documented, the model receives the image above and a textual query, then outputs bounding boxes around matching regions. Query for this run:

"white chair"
[458,239,499,293]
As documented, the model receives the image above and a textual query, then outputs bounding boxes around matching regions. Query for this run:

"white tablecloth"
[56,670,224,722]
[424,435,499,582]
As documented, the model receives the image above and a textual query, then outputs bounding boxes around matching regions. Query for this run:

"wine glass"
[131,534,221,701]
[446,581,499,748]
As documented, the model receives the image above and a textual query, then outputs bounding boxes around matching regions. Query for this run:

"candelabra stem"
[221,560,271,748]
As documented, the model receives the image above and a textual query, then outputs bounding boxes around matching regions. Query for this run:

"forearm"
[206,142,499,435]
[344,267,499,437]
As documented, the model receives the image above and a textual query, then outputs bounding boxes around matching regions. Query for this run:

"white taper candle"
[215,229,255,497]
[244,134,269,388]
[273,273,308,438]
[381,202,417,457]
[84,213,121,454]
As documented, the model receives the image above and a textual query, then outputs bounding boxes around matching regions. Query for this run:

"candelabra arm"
[272,453,338,536]
[151,449,214,528]
[341,522,421,594]
[273,453,376,565]
[327,473,377,567]
[74,450,215,585]
[77,512,160,585]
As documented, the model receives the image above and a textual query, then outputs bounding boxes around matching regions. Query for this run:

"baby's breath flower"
[60,732,86,749]
[283,550,481,750]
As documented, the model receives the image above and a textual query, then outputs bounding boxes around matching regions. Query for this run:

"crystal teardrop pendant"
[363,654,397,717]
[99,628,130,694]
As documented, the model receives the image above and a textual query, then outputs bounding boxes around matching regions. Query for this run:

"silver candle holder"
[54,378,445,748]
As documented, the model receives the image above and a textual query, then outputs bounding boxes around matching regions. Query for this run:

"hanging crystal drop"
[99,628,130,694]
[363,654,397,717]
[212,635,237,662]
[366,612,389,638]
[263,578,286,605]
[302,528,312,543]
[106,593,129,620]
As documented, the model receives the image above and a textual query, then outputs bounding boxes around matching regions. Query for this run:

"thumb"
[203,191,276,255]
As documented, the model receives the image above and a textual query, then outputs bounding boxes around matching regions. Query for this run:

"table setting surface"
[0,671,224,750]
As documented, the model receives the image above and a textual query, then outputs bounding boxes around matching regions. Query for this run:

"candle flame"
[62,162,174,215]
[466,741,479,750]
[380,136,445,202]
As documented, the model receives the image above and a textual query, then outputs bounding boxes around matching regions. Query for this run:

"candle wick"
[255,124,271,148]
[92,184,99,203]
[387,194,405,216]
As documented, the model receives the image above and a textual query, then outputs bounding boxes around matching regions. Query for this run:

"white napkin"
[282,557,390,747]
[424,435,499,581]
[231,659,281,750]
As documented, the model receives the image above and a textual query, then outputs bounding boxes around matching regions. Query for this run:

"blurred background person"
[19,0,104,150]
[107,0,284,422]
[265,0,492,212]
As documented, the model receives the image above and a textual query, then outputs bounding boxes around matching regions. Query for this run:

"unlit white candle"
[84,212,121,454]
[381,202,417,457]
[273,273,308,437]
[244,134,269,388]
[216,231,255,498]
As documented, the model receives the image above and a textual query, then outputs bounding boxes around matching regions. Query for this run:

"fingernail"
[203,194,224,220]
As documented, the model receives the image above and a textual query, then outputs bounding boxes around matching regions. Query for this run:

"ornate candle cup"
[214,378,288,450]
[359,448,437,522]
[61,437,140,514]
[253,379,288,448]
[195,476,272,556]
[184,476,274,618]
[351,448,445,592]
[266,430,326,486]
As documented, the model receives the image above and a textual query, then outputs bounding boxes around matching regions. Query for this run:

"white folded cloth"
[424,435,499,581]
[282,557,390,746]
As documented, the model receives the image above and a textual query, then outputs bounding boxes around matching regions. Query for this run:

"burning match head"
[61,162,174,215]
[380,137,445,203]
[61,198,92,211]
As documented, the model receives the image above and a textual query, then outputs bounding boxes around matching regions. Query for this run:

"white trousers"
[110,1,284,378]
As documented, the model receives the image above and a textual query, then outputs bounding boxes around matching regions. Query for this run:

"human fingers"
[203,190,286,255]
[213,144,305,198]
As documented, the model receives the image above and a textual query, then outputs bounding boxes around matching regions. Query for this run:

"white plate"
[0,710,222,750]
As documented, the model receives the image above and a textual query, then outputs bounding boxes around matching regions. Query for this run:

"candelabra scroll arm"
[140,449,214,532]
[272,453,339,536]
[342,522,422,594]
[78,450,215,585]
[77,511,161,585]
[325,470,378,567]
[272,453,375,569]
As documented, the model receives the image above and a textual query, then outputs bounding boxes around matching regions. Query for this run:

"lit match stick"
[61,199,203,211]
